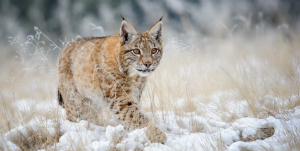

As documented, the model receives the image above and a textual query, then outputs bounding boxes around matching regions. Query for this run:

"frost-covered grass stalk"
[1,23,300,150]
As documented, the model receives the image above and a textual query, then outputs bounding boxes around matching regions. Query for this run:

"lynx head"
[118,17,163,77]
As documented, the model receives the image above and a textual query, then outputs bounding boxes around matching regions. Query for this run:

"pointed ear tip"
[156,21,163,26]
[121,14,126,20]
[121,20,129,25]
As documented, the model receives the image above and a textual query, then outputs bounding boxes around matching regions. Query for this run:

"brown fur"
[57,18,166,143]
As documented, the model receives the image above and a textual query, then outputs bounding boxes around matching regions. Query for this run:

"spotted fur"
[57,18,166,142]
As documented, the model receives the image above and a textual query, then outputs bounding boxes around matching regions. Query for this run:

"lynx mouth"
[136,69,154,72]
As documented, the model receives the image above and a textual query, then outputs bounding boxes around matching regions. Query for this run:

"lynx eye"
[133,49,140,54]
[151,48,158,54]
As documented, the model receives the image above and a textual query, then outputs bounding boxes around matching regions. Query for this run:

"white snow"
[0,137,21,151]
[1,94,300,151]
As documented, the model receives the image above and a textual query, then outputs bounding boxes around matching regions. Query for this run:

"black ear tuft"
[121,14,125,20]
[159,15,164,21]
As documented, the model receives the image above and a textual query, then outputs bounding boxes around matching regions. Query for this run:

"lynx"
[57,16,166,143]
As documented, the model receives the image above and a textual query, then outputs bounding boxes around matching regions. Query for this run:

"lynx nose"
[144,62,152,68]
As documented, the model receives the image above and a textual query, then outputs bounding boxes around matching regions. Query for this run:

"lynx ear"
[149,20,163,43]
[120,20,137,45]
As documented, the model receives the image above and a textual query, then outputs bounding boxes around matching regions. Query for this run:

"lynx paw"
[154,129,167,144]
[146,126,167,144]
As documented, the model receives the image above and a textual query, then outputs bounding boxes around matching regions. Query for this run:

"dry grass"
[7,120,62,151]
[1,24,300,150]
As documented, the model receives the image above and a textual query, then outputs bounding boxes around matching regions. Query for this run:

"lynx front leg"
[106,87,167,143]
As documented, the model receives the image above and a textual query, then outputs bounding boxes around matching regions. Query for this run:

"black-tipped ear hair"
[121,14,125,20]
[159,15,164,21]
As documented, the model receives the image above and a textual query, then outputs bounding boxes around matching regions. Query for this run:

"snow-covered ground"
[1,94,300,151]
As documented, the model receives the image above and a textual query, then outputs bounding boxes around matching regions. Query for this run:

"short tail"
[58,88,64,108]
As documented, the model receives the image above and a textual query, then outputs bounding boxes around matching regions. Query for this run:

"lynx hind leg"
[58,72,100,123]
[59,84,82,122]
[59,84,99,123]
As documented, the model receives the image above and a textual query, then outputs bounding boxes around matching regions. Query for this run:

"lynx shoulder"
[57,17,166,143]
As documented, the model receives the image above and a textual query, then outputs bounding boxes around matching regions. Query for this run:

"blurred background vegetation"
[1,0,299,47]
